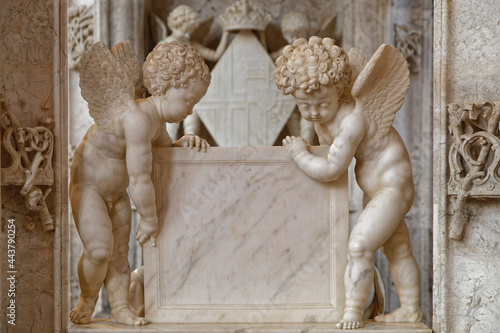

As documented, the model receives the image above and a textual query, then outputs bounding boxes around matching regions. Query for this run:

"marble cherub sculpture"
[69,40,210,326]
[272,11,316,145]
[274,37,423,329]
[151,5,230,141]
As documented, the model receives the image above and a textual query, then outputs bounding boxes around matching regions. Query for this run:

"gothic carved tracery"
[448,101,500,240]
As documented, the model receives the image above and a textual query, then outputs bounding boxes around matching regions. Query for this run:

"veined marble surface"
[144,146,349,323]
[69,320,431,332]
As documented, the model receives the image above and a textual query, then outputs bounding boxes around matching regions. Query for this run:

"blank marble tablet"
[144,146,348,323]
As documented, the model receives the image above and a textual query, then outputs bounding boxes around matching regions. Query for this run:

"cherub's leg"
[375,220,423,323]
[70,187,113,325]
[104,193,148,326]
[337,191,408,330]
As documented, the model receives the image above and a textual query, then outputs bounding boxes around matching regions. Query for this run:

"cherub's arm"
[124,115,157,247]
[152,125,173,147]
[284,115,365,182]
[191,30,230,62]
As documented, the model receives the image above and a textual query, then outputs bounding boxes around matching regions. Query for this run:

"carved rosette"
[447,101,500,240]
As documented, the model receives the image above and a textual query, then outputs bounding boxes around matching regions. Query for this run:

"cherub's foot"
[70,298,97,324]
[111,306,149,326]
[336,309,364,329]
[374,306,423,323]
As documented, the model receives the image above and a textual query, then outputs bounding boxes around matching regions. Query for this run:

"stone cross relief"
[448,101,500,240]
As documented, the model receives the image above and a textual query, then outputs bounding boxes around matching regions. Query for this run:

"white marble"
[275,38,422,329]
[69,320,431,332]
[69,40,211,326]
[144,146,349,323]
[195,30,296,146]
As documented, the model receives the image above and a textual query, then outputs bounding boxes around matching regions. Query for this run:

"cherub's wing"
[150,13,167,44]
[351,44,409,139]
[340,48,366,103]
[79,42,135,134]
[191,16,214,43]
[111,41,143,89]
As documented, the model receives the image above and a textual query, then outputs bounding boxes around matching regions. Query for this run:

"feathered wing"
[351,44,410,139]
[111,41,143,89]
[79,42,135,134]
[340,48,366,103]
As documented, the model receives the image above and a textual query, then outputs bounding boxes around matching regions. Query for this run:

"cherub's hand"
[283,136,308,160]
[174,134,210,152]
[136,218,157,247]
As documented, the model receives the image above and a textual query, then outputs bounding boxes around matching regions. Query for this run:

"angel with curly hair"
[274,36,423,329]
[69,41,210,326]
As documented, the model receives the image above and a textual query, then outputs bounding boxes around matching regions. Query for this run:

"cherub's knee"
[348,239,374,261]
[87,247,113,265]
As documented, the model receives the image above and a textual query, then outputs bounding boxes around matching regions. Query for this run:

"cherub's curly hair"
[143,41,211,96]
[274,36,351,95]
[167,5,200,32]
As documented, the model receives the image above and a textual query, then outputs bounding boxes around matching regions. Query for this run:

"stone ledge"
[69,320,432,332]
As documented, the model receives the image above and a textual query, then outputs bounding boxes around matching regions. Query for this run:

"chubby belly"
[354,131,414,201]
[70,139,129,202]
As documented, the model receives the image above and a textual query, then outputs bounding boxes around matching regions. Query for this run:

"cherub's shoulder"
[340,102,364,123]
[120,99,155,138]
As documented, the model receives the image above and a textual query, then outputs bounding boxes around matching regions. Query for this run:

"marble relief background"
[63,0,435,327]
[3,0,500,331]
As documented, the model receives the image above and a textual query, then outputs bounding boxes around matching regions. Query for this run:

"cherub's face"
[293,84,341,123]
[162,79,208,123]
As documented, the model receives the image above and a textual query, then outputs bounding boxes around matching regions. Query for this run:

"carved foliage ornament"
[1,93,54,231]
[395,24,421,73]
[68,4,94,70]
[217,0,272,31]
[447,101,500,240]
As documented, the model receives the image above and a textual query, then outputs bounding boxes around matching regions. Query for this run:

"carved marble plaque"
[144,146,348,323]
[194,31,296,146]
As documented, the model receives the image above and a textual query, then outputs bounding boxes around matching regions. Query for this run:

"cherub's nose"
[310,106,319,116]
